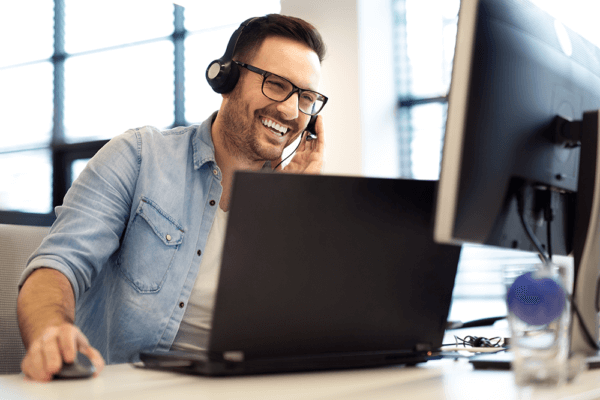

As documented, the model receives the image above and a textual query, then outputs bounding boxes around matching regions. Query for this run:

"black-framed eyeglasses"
[234,61,328,116]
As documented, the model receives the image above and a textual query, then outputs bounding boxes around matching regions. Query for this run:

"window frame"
[0,2,187,226]
[393,0,457,178]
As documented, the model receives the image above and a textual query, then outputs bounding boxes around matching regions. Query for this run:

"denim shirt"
[20,112,223,364]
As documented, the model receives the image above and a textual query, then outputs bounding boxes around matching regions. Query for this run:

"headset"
[205,17,258,94]
[206,16,318,150]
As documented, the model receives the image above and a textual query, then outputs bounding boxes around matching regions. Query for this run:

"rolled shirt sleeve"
[19,130,141,301]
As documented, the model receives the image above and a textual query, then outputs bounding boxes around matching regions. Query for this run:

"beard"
[219,86,301,162]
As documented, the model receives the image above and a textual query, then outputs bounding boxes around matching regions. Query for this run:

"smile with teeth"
[261,118,288,136]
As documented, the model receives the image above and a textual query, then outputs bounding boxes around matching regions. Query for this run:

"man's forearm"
[17,268,76,349]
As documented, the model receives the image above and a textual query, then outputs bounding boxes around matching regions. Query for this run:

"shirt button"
[179,302,185,308]
[197,250,202,256]
[209,200,216,206]
[213,169,218,176]
[166,234,172,241]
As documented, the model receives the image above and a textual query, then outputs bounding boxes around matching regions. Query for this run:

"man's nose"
[276,93,299,120]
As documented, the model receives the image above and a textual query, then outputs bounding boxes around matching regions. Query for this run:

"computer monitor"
[434,0,600,356]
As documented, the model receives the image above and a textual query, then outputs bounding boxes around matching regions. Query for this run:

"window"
[393,0,457,180]
[0,0,280,225]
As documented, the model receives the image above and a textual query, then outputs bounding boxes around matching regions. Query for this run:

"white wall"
[280,0,398,178]
[280,0,362,176]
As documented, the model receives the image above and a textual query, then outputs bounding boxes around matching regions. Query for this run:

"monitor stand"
[469,110,600,370]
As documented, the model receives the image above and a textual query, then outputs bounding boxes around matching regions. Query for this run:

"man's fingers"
[81,346,106,377]
[41,331,63,376]
[313,115,324,152]
[22,341,52,381]
[75,328,104,374]
[57,327,75,363]
[298,132,308,152]
[74,327,91,351]
[21,324,104,382]
[316,114,324,135]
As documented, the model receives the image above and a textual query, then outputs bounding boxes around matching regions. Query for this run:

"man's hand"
[21,323,105,382]
[274,115,325,174]
[18,268,105,381]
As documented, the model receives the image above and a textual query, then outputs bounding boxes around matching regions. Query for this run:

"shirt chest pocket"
[118,198,184,293]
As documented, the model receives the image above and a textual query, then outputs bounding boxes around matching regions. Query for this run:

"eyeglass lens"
[263,74,324,115]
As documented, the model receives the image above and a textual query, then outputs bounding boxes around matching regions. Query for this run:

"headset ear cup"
[206,60,240,94]
[207,17,257,94]
[220,60,240,94]
[206,59,223,91]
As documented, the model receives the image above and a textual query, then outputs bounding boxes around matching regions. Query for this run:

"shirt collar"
[192,111,218,170]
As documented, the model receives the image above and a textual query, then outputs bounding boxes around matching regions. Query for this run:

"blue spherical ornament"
[507,272,566,325]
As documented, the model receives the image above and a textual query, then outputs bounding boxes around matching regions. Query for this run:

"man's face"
[220,36,322,162]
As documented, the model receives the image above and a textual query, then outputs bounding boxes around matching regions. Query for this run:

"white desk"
[3,359,600,400]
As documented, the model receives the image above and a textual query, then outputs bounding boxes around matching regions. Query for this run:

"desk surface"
[3,358,600,400]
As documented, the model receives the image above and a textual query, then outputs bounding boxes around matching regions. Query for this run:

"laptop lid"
[207,172,461,361]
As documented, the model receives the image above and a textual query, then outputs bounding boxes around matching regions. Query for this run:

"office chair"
[0,224,49,374]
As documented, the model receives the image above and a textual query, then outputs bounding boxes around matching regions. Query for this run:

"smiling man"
[17,14,327,381]
[211,22,327,210]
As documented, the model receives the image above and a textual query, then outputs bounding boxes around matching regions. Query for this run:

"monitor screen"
[434,0,600,355]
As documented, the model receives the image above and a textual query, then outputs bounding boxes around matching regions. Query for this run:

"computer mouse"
[53,352,96,379]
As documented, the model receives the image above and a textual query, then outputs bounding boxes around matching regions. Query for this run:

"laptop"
[139,172,462,376]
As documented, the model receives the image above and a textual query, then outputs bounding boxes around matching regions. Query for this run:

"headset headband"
[206,17,259,94]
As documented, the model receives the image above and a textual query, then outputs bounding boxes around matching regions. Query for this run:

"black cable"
[516,188,550,264]
[546,209,553,260]
[545,191,554,260]
[442,335,504,348]
[517,187,599,352]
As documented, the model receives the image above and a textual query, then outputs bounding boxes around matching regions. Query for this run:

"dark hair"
[234,14,326,64]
